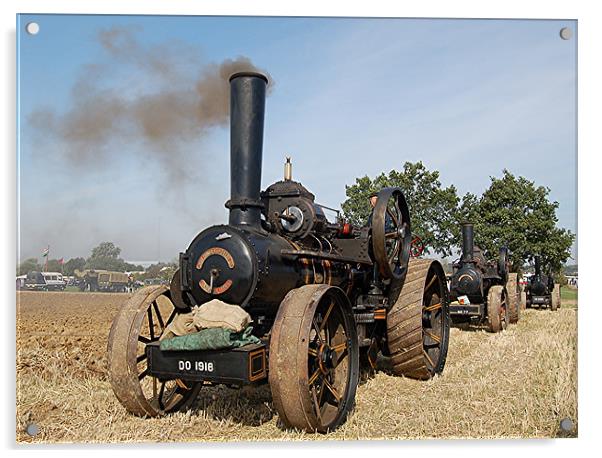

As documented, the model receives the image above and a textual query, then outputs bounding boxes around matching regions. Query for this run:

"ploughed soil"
[16,291,577,443]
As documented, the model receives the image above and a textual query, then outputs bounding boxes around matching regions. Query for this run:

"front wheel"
[486,285,508,333]
[269,285,359,433]
[107,285,201,417]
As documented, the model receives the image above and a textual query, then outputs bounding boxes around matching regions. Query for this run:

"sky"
[17,15,577,265]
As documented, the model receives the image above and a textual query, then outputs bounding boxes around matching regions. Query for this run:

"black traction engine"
[449,222,514,332]
[108,72,451,433]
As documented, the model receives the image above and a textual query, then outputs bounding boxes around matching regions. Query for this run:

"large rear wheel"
[386,259,450,380]
[107,285,201,417]
[269,285,359,433]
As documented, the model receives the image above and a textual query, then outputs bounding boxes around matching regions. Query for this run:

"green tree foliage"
[17,258,41,275]
[85,241,143,272]
[137,262,177,281]
[63,257,86,276]
[457,170,574,273]
[341,162,460,257]
[90,241,121,259]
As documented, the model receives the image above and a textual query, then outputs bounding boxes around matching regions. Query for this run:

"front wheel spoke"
[308,347,318,357]
[385,231,398,239]
[136,353,147,363]
[319,301,335,332]
[312,318,324,345]
[158,382,166,410]
[308,367,321,386]
[147,309,155,340]
[138,335,151,344]
[152,301,165,330]
[323,378,341,403]
[334,348,349,368]
[165,309,177,327]
[138,367,149,380]
[311,385,323,423]
[331,341,347,353]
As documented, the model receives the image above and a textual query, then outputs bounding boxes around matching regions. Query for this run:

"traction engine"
[108,72,451,432]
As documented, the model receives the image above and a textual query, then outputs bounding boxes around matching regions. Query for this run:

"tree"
[64,257,86,276]
[457,170,574,273]
[341,161,460,256]
[90,242,121,259]
[17,258,41,276]
[86,241,127,271]
[45,258,63,272]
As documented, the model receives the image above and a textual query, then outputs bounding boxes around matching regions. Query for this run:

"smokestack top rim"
[461,221,474,226]
[229,71,268,84]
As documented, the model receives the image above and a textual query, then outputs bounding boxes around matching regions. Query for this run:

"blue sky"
[17,15,577,264]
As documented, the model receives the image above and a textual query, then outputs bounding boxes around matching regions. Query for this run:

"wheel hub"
[318,344,338,373]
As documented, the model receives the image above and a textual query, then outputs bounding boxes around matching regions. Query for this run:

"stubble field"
[16,290,578,443]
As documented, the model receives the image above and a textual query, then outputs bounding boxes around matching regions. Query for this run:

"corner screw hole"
[26,22,40,35]
[26,423,39,436]
[560,417,574,432]
[559,27,572,40]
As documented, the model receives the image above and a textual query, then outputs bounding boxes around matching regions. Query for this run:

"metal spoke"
[424,329,441,344]
[136,353,147,363]
[311,385,323,424]
[394,199,401,225]
[312,318,324,345]
[165,309,177,327]
[386,206,398,227]
[334,347,349,368]
[424,302,442,312]
[319,301,335,332]
[317,377,326,409]
[158,382,166,410]
[152,301,165,330]
[323,378,341,403]
[308,368,321,386]
[424,273,437,293]
[385,231,398,239]
[331,341,347,353]
[308,347,318,357]
[423,349,435,368]
[138,367,149,380]
[138,336,151,344]
[147,308,155,341]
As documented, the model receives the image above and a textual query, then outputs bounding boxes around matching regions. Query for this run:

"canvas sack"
[192,299,251,332]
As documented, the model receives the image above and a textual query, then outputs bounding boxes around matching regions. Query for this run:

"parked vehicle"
[24,271,66,291]
[74,269,130,292]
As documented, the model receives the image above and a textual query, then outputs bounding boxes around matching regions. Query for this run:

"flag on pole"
[42,247,49,257]
[58,258,64,265]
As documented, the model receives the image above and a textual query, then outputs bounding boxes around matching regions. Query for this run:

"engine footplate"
[146,341,268,385]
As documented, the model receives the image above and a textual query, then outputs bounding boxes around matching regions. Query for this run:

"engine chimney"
[534,255,541,276]
[461,222,474,263]
[226,72,268,227]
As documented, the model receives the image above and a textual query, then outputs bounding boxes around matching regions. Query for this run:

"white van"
[25,271,66,291]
